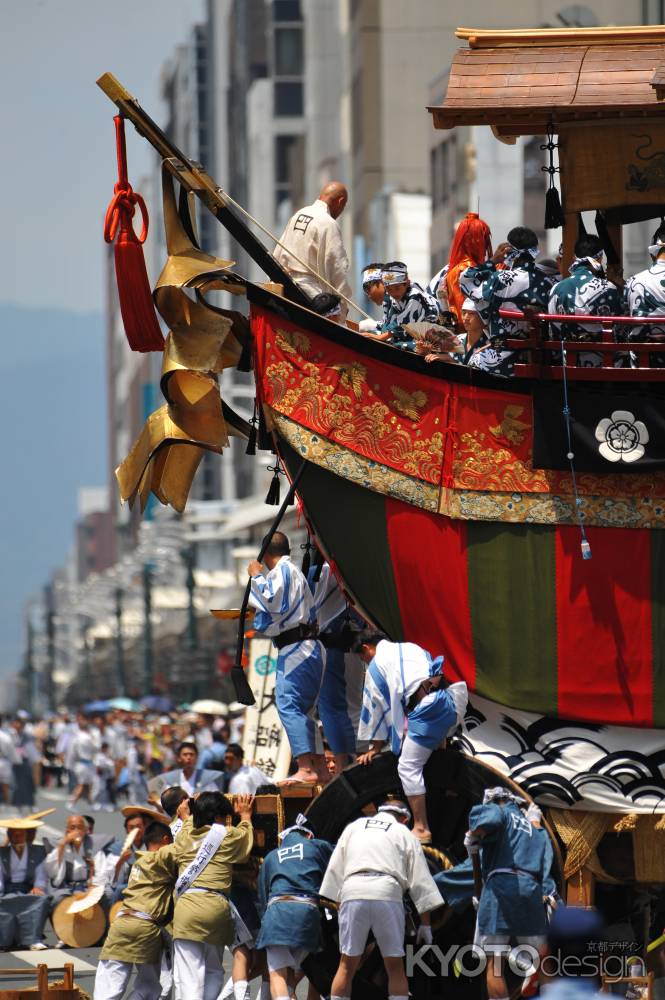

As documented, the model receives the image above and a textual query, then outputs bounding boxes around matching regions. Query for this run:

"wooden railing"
[498,309,665,380]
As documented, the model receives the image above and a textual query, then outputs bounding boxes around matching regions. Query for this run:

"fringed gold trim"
[613,813,638,832]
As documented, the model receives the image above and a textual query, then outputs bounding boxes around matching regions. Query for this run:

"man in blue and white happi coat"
[460,226,551,376]
[434,801,560,913]
[308,562,365,775]
[354,633,468,844]
[248,532,327,786]
[466,788,551,1000]
[367,262,439,351]
[255,815,332,1000]
[549,233,624,368]
[624,221,665,367]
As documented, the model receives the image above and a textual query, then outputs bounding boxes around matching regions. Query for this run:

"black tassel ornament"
[264,459,282,506]
[245,399,258,456]
[257,405,274,452]
[541,120,564,230]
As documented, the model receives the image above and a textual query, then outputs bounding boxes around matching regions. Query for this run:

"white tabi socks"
[217,978,233,1000]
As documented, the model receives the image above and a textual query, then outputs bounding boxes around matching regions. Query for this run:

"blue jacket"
[255,832,333,951]
[469,802,550,937]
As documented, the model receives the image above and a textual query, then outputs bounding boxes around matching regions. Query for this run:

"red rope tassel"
[103,116,164,353]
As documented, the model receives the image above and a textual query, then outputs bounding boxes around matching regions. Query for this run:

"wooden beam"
[455,25,665,48]
[95,73,312,307]
[566,865,595,907]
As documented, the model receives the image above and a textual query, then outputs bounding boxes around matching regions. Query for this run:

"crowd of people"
[0,780,609,1000]
[0,708,261,815]
[275,181,665,377]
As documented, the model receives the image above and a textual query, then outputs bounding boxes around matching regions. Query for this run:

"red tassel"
[104,116,164,353]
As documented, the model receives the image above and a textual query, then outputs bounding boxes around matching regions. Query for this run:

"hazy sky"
[1,0,205,313]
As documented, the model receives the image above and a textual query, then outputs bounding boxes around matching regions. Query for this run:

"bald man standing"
[273,182,352,320]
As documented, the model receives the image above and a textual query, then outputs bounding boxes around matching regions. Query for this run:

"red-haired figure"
[446,213,492,325]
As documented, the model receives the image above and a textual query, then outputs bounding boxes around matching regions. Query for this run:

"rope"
[560,339,592,560]
[104,116,149,245]
[215,185,374,322]
[547,807,620,883]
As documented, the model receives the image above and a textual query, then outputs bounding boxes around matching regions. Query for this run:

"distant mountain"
[0,303,106,676]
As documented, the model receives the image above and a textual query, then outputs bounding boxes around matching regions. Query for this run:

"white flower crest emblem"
[594,410,649,464]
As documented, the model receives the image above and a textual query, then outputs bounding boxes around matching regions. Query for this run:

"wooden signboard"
[560,122,665,212]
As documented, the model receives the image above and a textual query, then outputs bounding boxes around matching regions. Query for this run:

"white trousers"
[94,959,162,1000]
[173,939,224,1000]
[397,735,432,796]
[265,945,307,973]
[338,900,405,958]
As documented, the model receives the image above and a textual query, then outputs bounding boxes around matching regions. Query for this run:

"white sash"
[170,818,183,838]
[175,824,227,898]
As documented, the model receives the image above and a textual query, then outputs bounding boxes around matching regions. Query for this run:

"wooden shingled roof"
[429,26,665,136]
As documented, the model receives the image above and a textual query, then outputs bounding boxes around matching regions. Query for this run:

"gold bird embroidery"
[331,362,367,399]
[489,404,530,445]
[390,385,428,421]
[276,329,311,356]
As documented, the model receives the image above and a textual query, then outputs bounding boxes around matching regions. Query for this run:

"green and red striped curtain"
[282,441,665,729]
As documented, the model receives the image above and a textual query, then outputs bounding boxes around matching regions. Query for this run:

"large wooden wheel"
[301,746,562,1000]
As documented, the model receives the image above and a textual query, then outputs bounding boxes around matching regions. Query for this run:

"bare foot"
[277,769,319,786]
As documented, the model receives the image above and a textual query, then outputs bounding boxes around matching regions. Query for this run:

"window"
[274,81,303,117]
[273,0,301,21]
[431,141,451,209]
[274,27,303,76]
[275,134,297,183]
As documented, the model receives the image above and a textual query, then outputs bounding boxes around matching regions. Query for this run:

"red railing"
[497,309,665,381]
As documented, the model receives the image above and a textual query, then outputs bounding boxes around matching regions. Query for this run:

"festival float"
[98,23,665,996]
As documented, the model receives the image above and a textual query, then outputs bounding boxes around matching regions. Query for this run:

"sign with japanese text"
[241,637,291,782]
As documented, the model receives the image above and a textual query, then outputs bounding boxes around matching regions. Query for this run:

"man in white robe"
[273,182,352,319]
[320,799,443,1000]
[355,633,468,843]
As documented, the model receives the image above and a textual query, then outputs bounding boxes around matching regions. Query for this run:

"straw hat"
[121,804,170,825]
[0,817,44,830]
[52,888,107,948]
[24,808,57,822]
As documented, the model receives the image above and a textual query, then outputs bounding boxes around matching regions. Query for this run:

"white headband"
[278,812,314,841]
[649,241,665,256]
[461,297,477,312]
[378,803,411,819]
[482,786,527,807]
[505,244,539,265]
[382,266,408,286]
[573,253,604,272]
[363,267,383,285]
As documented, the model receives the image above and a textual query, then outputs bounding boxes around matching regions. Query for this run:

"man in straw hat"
[44,813,114,914]
[93,819,174,1000]
[106,805,170,903]
[0,815,50,951]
